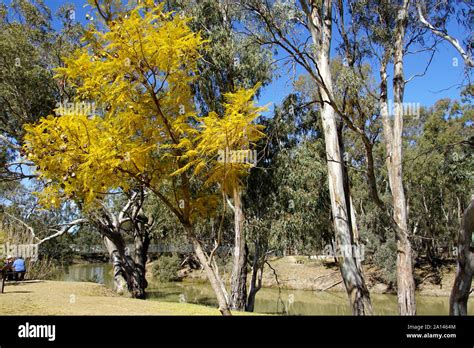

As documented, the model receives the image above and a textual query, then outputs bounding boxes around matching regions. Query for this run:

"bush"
[372,239,397,286]
[25,257,62,280]
[358,205,397,286]
[152,255,181,282]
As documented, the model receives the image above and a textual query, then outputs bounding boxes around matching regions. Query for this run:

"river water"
[60,263,472,315]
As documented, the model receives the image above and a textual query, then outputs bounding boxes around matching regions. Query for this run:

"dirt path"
[0,280,227,315]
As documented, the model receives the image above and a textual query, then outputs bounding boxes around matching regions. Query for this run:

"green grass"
[0,280,259,316]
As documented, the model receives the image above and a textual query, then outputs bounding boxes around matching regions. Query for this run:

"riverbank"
[179,256,468,297]
[0,280,247,315]
[11,263,468,315]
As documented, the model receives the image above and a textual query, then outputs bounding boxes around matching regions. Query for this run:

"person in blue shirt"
[12,256,26,281]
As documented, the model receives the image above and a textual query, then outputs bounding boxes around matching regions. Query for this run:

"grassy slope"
[0,280,251,315]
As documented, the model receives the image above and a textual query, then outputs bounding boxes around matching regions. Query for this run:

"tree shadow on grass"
[5,280,45,286]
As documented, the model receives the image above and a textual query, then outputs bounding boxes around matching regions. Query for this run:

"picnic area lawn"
[0,280,250,315]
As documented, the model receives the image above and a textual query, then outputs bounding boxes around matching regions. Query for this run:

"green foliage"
[174,0,274,115]
[152,255,181,282]
[403,99,473,262]
[372,238,398,286]
[246,94,332,254]
[39,233,75,266]
[0,0,82,184]
[70,225,103,251]
[0,0,81,141]
[1,0,472,294]
[0,182,78,266]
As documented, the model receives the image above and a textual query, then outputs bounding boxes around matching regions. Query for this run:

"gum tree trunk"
[450,197,473,315]
[380,57,416,315]
[230,187,248,311]
[132,216,150,296]
[381,0,416,315]
[93,191,151,299]
[246,240,264,312]
[100,228,149,299]
[305,0,373,315]
[185,225,232,316]
[103,236,128,295]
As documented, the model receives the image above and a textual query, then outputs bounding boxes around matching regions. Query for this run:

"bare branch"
[417,2,473,68]
[118,190,139,223]
[404,44,436,83]
[36,219,87,245]
[3,212,40,242]
[0,134,21,150]
[3,212,86,245]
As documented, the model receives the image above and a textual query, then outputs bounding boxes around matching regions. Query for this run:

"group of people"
[2,255,26,281]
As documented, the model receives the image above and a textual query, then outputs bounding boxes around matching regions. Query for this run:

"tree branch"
[417,2,473,68]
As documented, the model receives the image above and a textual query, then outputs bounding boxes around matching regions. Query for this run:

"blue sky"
[257,18,472,115]
[40,0,472,116]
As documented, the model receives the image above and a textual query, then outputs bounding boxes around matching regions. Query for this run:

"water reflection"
[61,263,470,315]
[61,263,111,285]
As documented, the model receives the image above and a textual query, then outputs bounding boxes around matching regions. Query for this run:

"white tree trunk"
[389,0,417,316]
[186,226,232,315]
[306,0,373,315]
[102,236,129,296]
[230,187,248,311]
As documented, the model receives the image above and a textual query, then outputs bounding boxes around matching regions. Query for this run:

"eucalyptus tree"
[170,0,273,114]
[0,0,82,180]
[415,2,474,313]
[0,0,83,259]
[342,0,435,315]
[240,0,373,315]
[385,0,418,315]
[337,0,472,315]
[403,99,472,263]
[244,93,332,310]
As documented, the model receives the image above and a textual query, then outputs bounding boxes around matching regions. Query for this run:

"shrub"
[372,239,398,286]
[25,257,62,280]
[358,205,397,286]
[152,255,181,282]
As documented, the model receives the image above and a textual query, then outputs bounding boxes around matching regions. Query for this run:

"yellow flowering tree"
[191,85,266,310]
[23,1,265,315]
